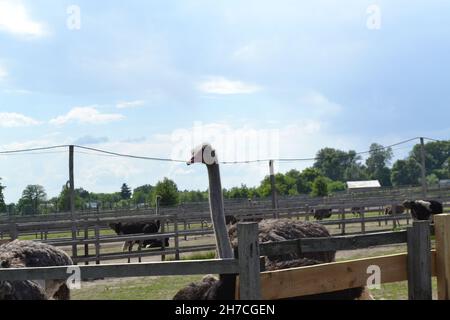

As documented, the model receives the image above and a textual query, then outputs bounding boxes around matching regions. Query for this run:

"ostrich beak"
[187,156,195,166]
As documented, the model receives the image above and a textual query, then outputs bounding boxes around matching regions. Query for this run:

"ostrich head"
[187,143,218,166]
[402,200,413,209]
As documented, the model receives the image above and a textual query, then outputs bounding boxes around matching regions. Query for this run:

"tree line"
[0,139,448,215]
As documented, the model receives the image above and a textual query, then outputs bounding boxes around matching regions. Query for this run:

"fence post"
[435,214,450,300]
[237,222,261,300]
[95,222,100,265]
[407,220,432,300]
[341,207,346,235]
[360,207,366,234]
[161,217,166,262]
[174,214,180,261]
[269,160,278,219]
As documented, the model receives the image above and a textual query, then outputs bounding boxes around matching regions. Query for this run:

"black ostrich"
[403,200,443,221]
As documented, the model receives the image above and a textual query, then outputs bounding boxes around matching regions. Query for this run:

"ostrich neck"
[207,163,233,259]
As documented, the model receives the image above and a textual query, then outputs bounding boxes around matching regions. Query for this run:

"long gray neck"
[207,163,233,259]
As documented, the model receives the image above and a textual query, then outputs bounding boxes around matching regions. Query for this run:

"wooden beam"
[260,252,437,300]
[407,220,432,300]
[237,222,261,300]
[435,214,450,300]
[260,231,407,257]
[0,259,239,281]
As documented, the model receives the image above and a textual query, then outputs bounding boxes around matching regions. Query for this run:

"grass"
[72,251,217,300]
[71,275,205,300]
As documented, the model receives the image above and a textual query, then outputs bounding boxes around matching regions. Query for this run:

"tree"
[120,183,132,200]
[132,185,153,204]
[391,158,421,187]
[57,185,85,212]
[343,163,369,182]
[365,143,393,186]
[18,185,47,215]
[153,178,179,206]
[410,140,450,179]
[0,178,6,213]
[314,148,361,181]
[311,176,329,197]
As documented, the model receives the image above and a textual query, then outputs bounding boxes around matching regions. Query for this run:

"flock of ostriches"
[0,144,445,300]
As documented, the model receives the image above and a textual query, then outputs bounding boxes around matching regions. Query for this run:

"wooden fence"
[0,196,449,265]
[1,214,450,300]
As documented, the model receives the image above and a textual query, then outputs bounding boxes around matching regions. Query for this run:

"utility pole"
[269,160,278,218]
[69,145,75,217]
[420,137,427,198]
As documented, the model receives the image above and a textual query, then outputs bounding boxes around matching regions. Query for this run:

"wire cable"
[0,136,444,164]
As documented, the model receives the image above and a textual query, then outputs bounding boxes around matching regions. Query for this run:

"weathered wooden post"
[155,195,161,216]
[269,160,278,219]
[435,214,450,300]
[174,214,180,260]
[341,207,346,235]
[237,222,261,300]
[69,145,78,264]
[420,137,427,198]
[161,217,166,262]
[392,203,398,230]
[360,207,366,234]
[407,220,432,300]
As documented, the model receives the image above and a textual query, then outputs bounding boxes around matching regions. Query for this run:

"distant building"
[85,202,99,209]
[346,180,381,193]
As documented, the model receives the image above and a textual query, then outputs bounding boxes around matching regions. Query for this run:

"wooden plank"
[434,214,450,300]
[237,223,261,300]
[260,252,437,300]
[260,231,407,257]
[0,259,239,281]
[407,221,432,300]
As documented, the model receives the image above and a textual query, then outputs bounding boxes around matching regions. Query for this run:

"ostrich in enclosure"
[384,204,406,226]
[403,200,443,221]
[173,143,371,300]
[312,208,333,221]
[0,240,73,300]
[109,221,169,251]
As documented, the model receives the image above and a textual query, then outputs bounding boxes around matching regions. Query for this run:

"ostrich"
[312,208,333,221]
[0,240,73,300]
[403,200,443,221]
[109,221,169,250]
[384,204,405,226]
[173,143,370,300]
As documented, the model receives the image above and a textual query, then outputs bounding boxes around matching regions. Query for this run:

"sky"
[0,0,449,202]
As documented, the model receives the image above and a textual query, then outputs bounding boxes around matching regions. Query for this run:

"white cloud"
[299,91,342,116]
[0,0,46,37]
[50,106,125,126]
[198,76,261,95]
[0,65,7,79]
[0,112,40,127]
[116,100,145,109]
